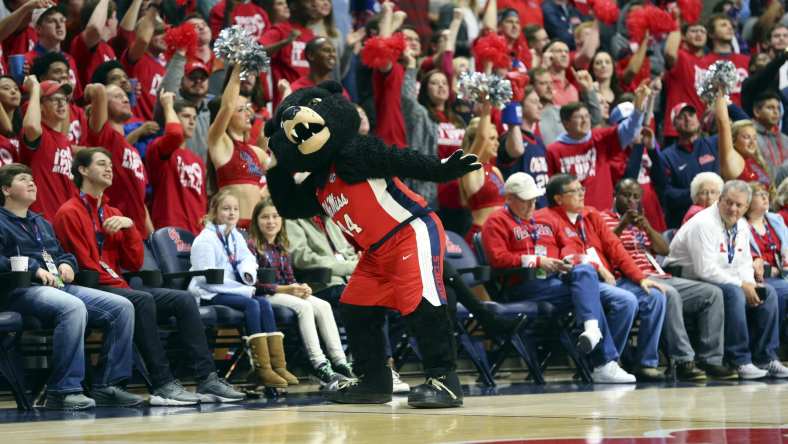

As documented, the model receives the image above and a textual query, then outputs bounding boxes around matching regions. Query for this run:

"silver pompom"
[696,60,738,104]
[457,71,513,109]
[213,25,270,80]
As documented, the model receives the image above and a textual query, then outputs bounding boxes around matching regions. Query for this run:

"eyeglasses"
[563,186,585,195]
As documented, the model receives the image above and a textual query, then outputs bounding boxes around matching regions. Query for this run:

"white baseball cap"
[504,172,544,201]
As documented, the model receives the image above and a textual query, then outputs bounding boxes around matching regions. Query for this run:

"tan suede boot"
[247,333,288,388]
[267,332,299,385]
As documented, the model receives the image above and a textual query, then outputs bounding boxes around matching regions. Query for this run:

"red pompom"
[626,7,649,43]
[360,33,406,70]
[646,6,678,37]
[677,0,702,24]
[593,0,620,26]
[473,33,510,69]
[626,5,677,42]
[164,22,199,59]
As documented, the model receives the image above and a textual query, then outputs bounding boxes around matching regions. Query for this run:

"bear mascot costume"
[264,81,480,408]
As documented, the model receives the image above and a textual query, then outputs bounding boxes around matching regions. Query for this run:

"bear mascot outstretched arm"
[265,80,479,409]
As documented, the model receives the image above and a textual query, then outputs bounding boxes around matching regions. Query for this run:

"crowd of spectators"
[3,0,788,409]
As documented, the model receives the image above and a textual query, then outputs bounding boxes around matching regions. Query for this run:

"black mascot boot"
[326,303,393,404]
[404,299,463,408]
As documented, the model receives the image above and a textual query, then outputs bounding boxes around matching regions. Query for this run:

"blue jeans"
[597,283,637,361]
[601,280,666,368]
[717,283,780,365]
[6,284,135,394]
[209,293,277,334]
[510,264,619,367]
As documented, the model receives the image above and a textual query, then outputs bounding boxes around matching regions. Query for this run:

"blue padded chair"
[0,273,32,411]
[149,227,296,381]
[471,232,593,384]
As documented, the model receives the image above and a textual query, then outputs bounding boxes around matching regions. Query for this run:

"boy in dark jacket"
[0,163,139,410]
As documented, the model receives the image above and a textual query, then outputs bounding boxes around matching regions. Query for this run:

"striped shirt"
[601,210,667,278]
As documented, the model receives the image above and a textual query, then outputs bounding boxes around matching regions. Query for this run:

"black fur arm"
[266,166,323,219]
[335,135,480,184]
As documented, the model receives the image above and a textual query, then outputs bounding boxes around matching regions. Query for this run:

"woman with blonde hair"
[458,101,504,246]
[189,190,296,389]
[248,198,354,388]
[718,104,770,186]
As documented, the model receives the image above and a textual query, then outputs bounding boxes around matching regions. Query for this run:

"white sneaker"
[577,327,602,354]
[737,363,769,379]
[591,361,636,384]
[761,360,788,378]
[392,368,410,394]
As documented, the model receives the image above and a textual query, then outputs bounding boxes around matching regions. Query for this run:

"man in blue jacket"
[657,103,720,228]
[0,163,140,410]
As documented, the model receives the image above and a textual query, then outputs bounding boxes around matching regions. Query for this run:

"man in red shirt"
[19,77,77,221]
[54,147,245,405]
[24,5,81,98]
[85,82,152,235]
[601,178,735,380]
[700,14,749,107]
[481,173,636,383]
[540,174,668,381]
[290,37,349,98]
[260,17,314,107]
[30,52,87,147]
[546,82,649,211]
[210,0,270,41]
[663,23,708,139]
[121,9,166,121]
[146,92,206,234]
[496,9,532,70]
[69,0,118,87]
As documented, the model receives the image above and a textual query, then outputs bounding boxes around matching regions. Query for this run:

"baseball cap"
[184,61,210,77]
[670,102,696,122]
[609,101,634,125]
[504,172,544,201]
[32,5,64,26]
[39,80,73,97]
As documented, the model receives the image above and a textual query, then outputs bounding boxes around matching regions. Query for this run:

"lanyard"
[16,218,45,251]
[725,225,738,264]
[215,226,241,281]
[575,214,587,246]
[80,193,106,254]
[506,205,539,254]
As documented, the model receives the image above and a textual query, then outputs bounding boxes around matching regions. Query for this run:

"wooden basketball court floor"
[1,376,787,443]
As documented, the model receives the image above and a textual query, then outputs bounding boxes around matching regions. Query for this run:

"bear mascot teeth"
[265,81,480,408]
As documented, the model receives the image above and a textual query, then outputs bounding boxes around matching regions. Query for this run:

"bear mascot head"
[264,81,357,174]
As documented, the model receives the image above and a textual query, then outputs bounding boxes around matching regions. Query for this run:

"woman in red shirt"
[0,75,21,167]
[207,64,270,230]
[719,118,771,187]
[418,69,468,234]
[458,102,505,246]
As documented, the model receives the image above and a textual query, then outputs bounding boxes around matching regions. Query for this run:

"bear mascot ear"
[316,80,344,95]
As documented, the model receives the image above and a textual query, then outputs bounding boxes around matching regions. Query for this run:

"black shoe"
[326,377,392,404]
[634,367,665,382]
[674,361,707,381]
[90,385,144,407]
[697,362,738,380]
[407,373,463,408]
[44,392,96,410]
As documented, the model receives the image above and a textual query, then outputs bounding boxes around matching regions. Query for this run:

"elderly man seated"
[664,180,788,379]
[482,173,636,383]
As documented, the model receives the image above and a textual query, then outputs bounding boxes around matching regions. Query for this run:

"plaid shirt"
[248,239,296,295]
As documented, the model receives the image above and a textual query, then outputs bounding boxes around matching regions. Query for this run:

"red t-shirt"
[751,223,782,268]
[69,34,117,89]
[121,50,166,121]
[53,193,144,288]
[210,1,271,41]
[0,134,19,167]
[68,103,88,146]
[546,127,623,211]
[87,122,148,231]
[291,75,352,99]
[19,123,78,221]
[663,49,706,138]
[699,52,749,107]
[146,123,207,235]
[260,21,314,106]
[2,27,37,60]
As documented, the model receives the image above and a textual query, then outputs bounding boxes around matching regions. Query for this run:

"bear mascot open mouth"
[280,104,330,155]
